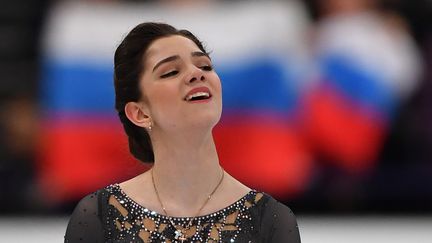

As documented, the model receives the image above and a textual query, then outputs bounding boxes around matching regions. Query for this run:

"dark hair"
[114,22,208,163]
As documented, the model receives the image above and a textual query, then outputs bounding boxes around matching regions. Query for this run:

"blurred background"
[1,0,432,242]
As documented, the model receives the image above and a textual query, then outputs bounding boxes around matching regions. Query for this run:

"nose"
[186,66,205,84]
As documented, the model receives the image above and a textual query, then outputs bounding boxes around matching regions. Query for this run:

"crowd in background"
[0,0,431,215]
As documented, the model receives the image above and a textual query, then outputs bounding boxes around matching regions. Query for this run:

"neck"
[149,129,223,216]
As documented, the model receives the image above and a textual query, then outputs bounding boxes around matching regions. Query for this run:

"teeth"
[186,92,210,101]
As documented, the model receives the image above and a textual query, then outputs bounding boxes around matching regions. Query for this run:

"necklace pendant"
[174,230,182,239]
[174,229,187,243]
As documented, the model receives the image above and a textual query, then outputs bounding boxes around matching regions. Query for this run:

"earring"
[148,122,152,131]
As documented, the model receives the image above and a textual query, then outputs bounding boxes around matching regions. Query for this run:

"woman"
[64,22,301,243]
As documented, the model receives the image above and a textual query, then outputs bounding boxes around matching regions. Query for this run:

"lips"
[184,86,212,102]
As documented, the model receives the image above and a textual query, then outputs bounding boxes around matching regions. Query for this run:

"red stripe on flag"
[302,88,387,172]
[36,118,146,203]
[214,118,313,198]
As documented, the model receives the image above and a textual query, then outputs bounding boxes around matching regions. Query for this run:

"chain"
[151,167,225,242]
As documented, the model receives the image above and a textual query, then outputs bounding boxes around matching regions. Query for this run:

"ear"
[124,102,152,128]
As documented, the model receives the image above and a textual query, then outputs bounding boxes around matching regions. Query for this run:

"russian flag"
[301,13,421,172]
[37,1,313,202]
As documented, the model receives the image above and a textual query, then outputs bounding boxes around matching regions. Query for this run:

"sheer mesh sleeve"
[261,197,301,243]
[64,192,104,243]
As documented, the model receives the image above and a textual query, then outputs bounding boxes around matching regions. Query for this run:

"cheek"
[212,74,223,103]
[209,72,221,92]
[153,85,177,103]
[146,84,180,117]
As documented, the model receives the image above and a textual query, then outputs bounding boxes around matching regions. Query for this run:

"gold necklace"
[151,167,225,243]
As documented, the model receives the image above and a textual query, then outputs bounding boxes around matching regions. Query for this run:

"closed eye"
[200,65,213,71]
[160,70,179,78]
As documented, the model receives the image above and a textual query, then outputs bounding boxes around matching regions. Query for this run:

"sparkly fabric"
[65,184,301,243]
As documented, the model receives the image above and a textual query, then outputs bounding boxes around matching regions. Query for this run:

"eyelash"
[159,65,213,79]
[200,65,213,71]
[160,70,179,79]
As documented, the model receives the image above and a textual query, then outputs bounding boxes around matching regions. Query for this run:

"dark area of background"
[0,0,50,213]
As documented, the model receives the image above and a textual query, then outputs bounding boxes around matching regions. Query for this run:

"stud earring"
[148,122,152,131]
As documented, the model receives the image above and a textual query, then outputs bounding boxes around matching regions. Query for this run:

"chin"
[190,111,221,130]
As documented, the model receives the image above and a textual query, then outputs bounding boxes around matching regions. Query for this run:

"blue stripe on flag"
[41,60,115,114]
[41,57,298,116]
[321,55,396,115]
[218,58,298,115]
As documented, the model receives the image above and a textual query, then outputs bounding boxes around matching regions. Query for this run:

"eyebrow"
[152,51,210,73]
[152,55,179,72]
[191,51,210,59]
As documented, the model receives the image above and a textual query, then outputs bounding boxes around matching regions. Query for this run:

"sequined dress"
[64,184,301,243]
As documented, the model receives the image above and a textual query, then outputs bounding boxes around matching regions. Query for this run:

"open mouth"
[184,87,212,102]
[185,92,211,101]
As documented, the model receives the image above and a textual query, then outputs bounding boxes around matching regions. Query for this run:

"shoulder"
[254,193,297,226]
[64,187,113,243]
[263,195,297,223]
[257,194,301,243]
[68,191,101,221]
[71,185,114,214]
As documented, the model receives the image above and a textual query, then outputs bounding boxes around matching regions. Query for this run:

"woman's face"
[139,35,222,133]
